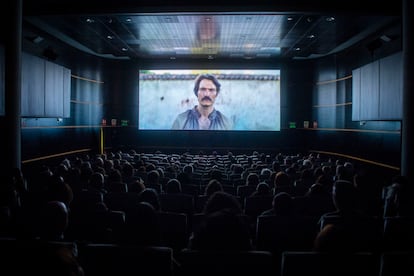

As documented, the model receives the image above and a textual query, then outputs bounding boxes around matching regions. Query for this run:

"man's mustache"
[201,96,212,101]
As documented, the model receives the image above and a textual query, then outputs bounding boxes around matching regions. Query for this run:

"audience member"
[123,201,161,246]
[383,174,414,217]
[37,200,69,241]
[261,192,294,216]
[165,178,182,194]
[203,191,243,215]
[138,188,161,211]
[188,208,252,250]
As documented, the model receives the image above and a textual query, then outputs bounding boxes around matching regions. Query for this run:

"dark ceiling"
[20,0,402,62]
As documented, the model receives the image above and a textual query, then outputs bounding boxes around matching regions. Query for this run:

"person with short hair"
[172,74,233,130]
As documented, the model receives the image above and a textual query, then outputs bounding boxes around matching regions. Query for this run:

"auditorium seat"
[0,238,80,275]
[158,211,189,252]
[380,251,414,276]
[255,215,319,253]
[175,248,276,276]
[281,251,380,276]
[244,195,273,220]
[319,214,384,253]
[77,243,174,276]
[159,193,195,216]
[383,216,414,251]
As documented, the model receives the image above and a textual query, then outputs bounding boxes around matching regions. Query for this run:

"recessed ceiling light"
[380,35,392,42]
[326,16,335,22]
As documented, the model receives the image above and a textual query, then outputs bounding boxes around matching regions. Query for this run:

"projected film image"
[139,69,280,131]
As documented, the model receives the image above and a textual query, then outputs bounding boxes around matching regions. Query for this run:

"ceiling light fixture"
[380,35,392,42]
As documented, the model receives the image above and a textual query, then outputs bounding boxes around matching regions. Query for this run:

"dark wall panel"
[0,45,4,116]
[108,127,308,155]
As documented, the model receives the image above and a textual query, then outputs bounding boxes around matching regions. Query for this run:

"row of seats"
[68,208,414,254]
[1,238,412,276]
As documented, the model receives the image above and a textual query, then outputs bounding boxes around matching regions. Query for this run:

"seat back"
[380,251,414,276]
[319,214,384,252]
[256,215,319,253]
[244,195,273,219]
[281,251,380,276]
[383,216,414,251]
[176,249,276,276]
[158,211,189,251]
[160,193,195,216]
[78,243,173,276]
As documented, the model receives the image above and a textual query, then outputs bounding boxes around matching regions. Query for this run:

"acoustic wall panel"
[352,67,361,121]
[360,60,380,120]
[352,51,402,121]
[379,51,403,119]
[21,52,45,117]
[21,52,71,118]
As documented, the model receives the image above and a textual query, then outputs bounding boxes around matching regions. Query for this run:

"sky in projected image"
[139,69,280,131]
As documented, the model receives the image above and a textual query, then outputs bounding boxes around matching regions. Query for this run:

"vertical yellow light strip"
[100,127,104,154]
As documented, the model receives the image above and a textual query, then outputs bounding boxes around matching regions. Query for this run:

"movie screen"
[139,69,280,131]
